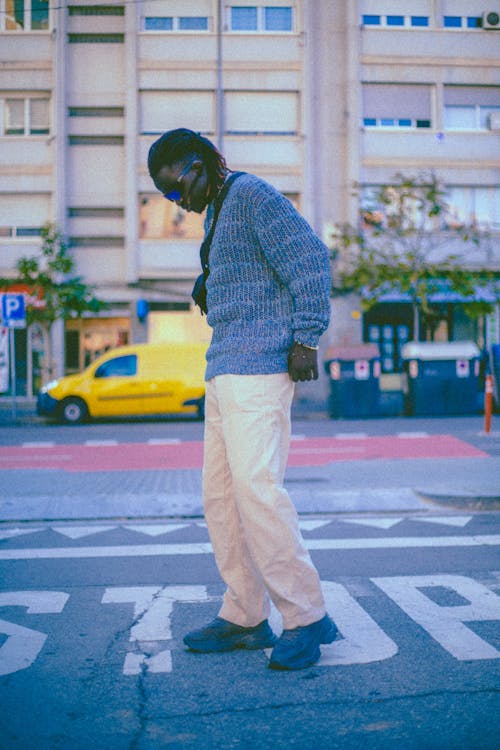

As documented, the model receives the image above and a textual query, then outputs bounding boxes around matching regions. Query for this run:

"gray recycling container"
[401,341,480,416]
[324,344,381,418]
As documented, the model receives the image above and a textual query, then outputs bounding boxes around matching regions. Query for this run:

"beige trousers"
[203,373,326,630]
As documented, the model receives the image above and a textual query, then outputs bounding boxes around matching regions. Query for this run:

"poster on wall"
[0,327,9,393]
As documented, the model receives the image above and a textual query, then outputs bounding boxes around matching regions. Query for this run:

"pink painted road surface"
[0,435,488,472]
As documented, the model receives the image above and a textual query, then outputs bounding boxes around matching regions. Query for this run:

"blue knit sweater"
[204,173,331,381]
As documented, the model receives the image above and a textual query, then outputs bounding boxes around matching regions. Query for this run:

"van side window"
[94,355,138,378]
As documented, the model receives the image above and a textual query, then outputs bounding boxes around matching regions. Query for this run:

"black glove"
[288,342,319,382]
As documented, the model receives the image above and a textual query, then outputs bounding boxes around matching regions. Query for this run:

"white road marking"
[1,535,499,560]
[372,574,500,660]
[21,442,55,448]
[84,440,118,446]
[410,516,473,528]
[126,524,190,537]
[268,580,398,666]
[0,528,44,541]
[333,433,368,439]
[397,432,429,438]
[102,585,209,674]
[298,520,331,531]
[52,526,117,539]
[0,591,69,676]
[339,518,403,530]
[147,439,181,445]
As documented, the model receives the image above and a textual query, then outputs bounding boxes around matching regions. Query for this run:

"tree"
[1,223,107,381]
[330,173,494,340]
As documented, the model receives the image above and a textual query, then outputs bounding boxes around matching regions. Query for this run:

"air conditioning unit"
[489,111,500,130]
[482,11,500,28]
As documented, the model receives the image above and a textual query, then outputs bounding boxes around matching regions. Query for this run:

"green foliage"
[330,173,495,333]
[0,223,107,327]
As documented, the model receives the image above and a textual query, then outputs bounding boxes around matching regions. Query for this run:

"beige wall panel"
[0,70,51,89]
[223,36,301,63]
[362,130,500,163]
[363,29,500,59]
[138,241,200,277]
[139,70,217,89]
[225,137,302,167]
[67,146,125,204]
[0,139,52,166]
[0,35,52,61]
[72,247,126,284]
[0,242,42,274]
[362,64,500,86]
[67,46,126,103]
[223,70,301,90]
[139,36,216,61]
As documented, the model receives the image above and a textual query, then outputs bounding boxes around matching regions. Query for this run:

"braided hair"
[148,129,227,201]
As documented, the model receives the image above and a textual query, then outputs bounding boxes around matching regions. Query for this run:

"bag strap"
[199,171,245,275]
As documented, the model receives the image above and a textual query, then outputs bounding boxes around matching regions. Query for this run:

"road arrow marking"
[409,516,473,528]
[339,518,403,530]
[52,526,117,539]
[126,524,190,537]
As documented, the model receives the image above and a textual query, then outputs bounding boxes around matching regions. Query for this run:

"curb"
[415,491,500,511]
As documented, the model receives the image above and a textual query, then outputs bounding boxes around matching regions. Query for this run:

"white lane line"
[84,440,118,446]
[333,433,368,439]
[21,442,56,448]
[0,535,498,560]
[147,439,182,445]
[397,432,429,438]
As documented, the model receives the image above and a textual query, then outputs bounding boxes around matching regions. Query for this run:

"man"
[148,128,337,670]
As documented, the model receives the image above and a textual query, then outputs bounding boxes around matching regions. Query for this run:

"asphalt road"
[1,513,499,749]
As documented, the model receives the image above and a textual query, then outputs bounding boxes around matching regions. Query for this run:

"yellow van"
[37,342,208,424]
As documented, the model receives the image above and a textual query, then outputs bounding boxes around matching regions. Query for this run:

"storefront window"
[139,195,205,240]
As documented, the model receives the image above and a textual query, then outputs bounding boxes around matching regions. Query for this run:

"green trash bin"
[324,344,381,418]
[401,341,480,416]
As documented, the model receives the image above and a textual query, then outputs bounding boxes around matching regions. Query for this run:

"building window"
[410,16,428,27]
[1,0,49,31]
[68,5,125,15]
[68,33,124,42]
[140,91,214,135]
[142,16,209,32]
[443,86,500,130]
[361,14,429,28]
[68,107,124,117]
[68,207,124,218]
[230,6,293,32]
[443,16,462,28]
[140,195,206,241]
[445,187,500,231]
[362,84,432,130]
[225,91,298,134]
[0,97,49,136]
[363,117,430,129]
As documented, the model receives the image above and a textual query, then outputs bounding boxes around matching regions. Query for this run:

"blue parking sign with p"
[1,293,26,328]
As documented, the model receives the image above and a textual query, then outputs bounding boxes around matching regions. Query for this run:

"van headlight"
[41,379,60,393]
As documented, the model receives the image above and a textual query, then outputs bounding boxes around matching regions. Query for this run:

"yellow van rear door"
[90,353,150,417]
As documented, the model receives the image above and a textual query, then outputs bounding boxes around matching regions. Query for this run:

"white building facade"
[0,0,499,398]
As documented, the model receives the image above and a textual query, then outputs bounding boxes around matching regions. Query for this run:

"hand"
[288,342,319,382]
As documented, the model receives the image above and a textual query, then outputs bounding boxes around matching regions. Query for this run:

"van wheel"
[59,397,89,425]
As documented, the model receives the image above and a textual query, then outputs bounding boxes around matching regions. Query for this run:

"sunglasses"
[163,157,197,202]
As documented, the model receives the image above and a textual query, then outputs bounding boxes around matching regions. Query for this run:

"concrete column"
[125,1,139,284]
